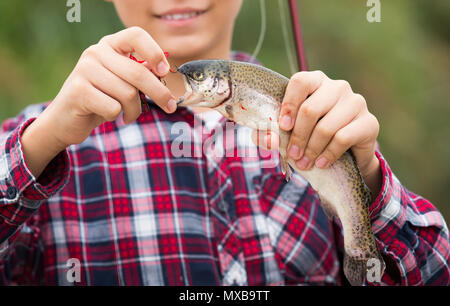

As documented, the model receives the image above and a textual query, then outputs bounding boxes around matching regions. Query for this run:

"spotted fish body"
[177,60,385,285]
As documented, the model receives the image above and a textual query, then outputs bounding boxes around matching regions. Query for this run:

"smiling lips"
[160,11,205,21]
[155,9,207,21]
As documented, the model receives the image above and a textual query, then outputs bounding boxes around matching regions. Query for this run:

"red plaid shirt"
[0,52,449,285]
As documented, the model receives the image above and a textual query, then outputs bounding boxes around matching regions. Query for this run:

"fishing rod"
[288,0,308,72]
[253,0,307,73]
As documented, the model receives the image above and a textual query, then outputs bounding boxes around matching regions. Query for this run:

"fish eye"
[192,71,204,81]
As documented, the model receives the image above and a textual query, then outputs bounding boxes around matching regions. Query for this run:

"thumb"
[251,130,280,151]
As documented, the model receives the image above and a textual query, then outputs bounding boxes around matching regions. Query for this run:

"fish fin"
[279,131,293,181]
[280,156,292,182]
[318,194,337,219]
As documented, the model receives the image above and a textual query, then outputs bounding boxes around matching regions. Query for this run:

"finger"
[90,44,175,113]
[251,130,279,151]
[100,26,170,76]
[314,113,378,169]
[287,80,344,161]
[279,71,326,131]
[81,59,142,124]
[81,82,123,122]
[299,93,365,169]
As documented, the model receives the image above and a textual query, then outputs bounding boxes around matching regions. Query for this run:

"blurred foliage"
[0,0,448,222]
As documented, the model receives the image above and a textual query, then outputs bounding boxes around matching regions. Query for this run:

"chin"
[161,35,213,60]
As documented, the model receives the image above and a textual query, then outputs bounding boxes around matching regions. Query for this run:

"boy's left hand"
[254,71,382,195]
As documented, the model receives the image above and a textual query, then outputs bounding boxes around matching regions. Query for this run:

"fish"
[175,59,385,286]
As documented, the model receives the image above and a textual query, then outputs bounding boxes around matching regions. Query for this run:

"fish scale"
[176,59,385,285]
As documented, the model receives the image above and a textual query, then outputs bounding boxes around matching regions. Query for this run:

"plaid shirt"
[0,52,449,286]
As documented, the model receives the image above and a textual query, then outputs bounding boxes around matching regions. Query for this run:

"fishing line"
[250,0,266,60]
[278,0,297,75]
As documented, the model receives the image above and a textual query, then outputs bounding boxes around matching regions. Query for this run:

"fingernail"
[296,156,310,170]
[288,145,300,159]
[315,157,329,168]
[157,61,169,75]
[166,99,177,113]
[280,115,292,130]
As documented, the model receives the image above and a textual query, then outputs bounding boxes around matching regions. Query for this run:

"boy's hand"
[41,26,175,148]
[254,71,382,195]
[21,27,176,177]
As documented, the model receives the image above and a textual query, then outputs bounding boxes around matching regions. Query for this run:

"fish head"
[176,60,232,108]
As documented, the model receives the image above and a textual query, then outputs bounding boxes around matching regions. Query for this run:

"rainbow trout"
[176,60,385,285]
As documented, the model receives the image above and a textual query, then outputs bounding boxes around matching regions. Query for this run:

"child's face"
[109,0,243,59]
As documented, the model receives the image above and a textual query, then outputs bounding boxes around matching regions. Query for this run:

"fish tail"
[343,254,368,286]
[343,250,385,286]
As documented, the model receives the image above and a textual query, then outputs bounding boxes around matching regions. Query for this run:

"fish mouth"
[176,74,203,106]
[176,67,232,108]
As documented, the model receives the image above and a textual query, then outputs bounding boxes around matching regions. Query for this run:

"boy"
[0,0,448,285]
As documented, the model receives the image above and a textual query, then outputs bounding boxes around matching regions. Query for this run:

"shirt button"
[6,186,18,199]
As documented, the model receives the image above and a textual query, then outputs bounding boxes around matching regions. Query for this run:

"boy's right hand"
[45,26,176,147]
[21,27,176,177]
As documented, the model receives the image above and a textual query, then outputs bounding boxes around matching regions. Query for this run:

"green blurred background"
[0,0,449,222]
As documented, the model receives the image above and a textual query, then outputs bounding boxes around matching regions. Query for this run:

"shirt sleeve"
[0,113,71,264]
[364,150,450,285]
[262,148,449,286]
